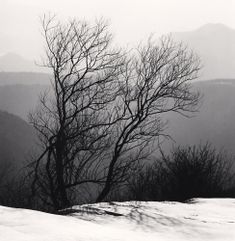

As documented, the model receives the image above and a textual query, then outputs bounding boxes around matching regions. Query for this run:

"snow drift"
[0,199,234,241]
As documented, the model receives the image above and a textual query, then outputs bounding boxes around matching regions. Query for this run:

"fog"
[1,0,235,59]
[2,0,235,231]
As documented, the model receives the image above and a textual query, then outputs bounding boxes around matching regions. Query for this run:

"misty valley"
[1,9,235,240]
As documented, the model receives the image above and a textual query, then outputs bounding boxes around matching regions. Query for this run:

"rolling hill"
[0,110,37,170]
[0,71,51,85]
[0,72,235,157]
[0,84,49,120]
[0,72,50,120]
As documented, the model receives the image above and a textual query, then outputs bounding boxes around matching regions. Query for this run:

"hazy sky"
[1,0,235,59]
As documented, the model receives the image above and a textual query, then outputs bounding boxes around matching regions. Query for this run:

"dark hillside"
[0,111,37,170]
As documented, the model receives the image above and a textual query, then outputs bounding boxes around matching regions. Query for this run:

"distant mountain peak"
[196,23,233,32]
[0,52,49,73]
[0,52,27,61]
[172,23,235,80]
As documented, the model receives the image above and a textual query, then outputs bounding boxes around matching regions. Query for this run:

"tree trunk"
[55,136,70,209]
[96,156,117,202]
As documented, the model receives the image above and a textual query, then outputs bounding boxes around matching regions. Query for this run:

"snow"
[0,199,235,241]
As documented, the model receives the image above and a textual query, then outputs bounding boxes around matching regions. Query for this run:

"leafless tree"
[95,37,201,202]
[29,14,201,211]
[29,14,125,210]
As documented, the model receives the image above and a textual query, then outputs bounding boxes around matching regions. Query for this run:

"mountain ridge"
[0,53,50,73]
[0,110,37,170]
[172,23,235,80]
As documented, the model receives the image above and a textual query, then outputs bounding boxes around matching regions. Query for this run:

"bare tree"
[29,14,201,211]
[29,14,125,210]
[96,37,201,202]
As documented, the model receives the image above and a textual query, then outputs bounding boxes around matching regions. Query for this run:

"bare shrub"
[128,144,235,201]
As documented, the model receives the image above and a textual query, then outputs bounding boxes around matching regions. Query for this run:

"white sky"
[1,0,235,59]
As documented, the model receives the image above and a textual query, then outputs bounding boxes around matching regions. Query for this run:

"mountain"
[163,79,235,155]
[0,72,51,85]
[0,72,235,156]
[0,72,50,120]
[0,84,49,120]
[0,53,50,73]
[0,110,37,170]
[172,23,235,80]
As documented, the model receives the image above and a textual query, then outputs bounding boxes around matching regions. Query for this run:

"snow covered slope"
[0,199,235,241]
